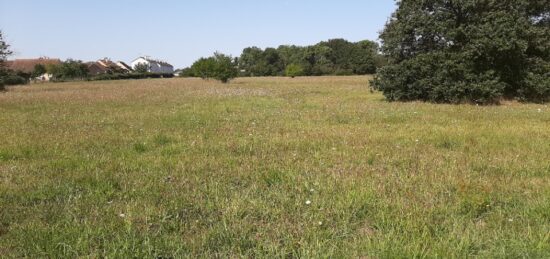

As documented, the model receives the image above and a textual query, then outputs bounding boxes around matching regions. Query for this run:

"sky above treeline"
[0,0,397,68]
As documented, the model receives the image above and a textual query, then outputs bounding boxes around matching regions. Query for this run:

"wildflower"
[310,188,315,193]
[318,221,323,226]
[508,218,514,222]
[119,213,126,218]
[305,200,312,205]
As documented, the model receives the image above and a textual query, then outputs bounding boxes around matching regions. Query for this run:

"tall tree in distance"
[0,30,13,90]
[374,0,550,104]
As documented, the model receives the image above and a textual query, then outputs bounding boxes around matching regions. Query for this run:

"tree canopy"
[373,0,550,104]
[0,30,13,89]
[236,39,382,77]
[191,52,238,83]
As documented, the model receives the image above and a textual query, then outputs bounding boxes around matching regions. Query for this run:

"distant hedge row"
[88,73,174,81]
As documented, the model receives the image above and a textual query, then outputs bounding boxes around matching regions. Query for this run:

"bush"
[285,64,304,78]
[178,67,195,78]
[2,73,28,86]
[133,63,150,74]
[90,73,174,81]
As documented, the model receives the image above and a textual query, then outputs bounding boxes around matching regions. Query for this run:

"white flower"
[310,189,315,193]
[305,200,312,205]
[508,218,514,222]
[119,213,126,218]
[318,221,323,226]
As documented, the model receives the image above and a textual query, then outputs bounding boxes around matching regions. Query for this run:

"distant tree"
[239,47,264,76]
[219,38,384,78]
[191,57,217,79]
[0,30,13,90]
[32,64,47,79]
[134,63,150,74]
[350,40,379,74]
[277,45,307,70]
[47,59,88,81]
[374,0,550,104]
[192,52,238,83]
[178,67,195,77]
[285,64,304,78]
[304,45,333,76]
[45,63,59,77]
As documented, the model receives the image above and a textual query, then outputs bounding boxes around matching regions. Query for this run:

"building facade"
[131,57,174,73]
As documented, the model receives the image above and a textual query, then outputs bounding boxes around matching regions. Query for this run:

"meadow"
[0,76,549,258]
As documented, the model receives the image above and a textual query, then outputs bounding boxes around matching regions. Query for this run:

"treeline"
[182,38,386,79]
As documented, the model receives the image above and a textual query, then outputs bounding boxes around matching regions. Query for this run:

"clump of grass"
[133,142,147,153]
[153,134,172,146]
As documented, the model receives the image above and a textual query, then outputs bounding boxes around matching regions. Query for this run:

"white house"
[131,56,174,73]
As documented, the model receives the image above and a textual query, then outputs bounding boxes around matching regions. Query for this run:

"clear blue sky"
[0,0,396,68]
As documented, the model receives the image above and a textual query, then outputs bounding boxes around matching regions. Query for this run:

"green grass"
[0,76,549,257]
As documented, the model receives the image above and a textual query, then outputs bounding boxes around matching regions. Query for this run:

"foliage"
[48,59,89,81]
[0,30,14,90]
[133,62,150,73]
[237,39,381,77]
[374,0,550,104]
[2,73,28,86]
[177,67,195,78]
[285,63,304,78]
[32,64,47,78]
[191,52,238,83]
[90,72,174,81]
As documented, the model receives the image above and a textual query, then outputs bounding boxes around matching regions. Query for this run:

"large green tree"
[192,52,238,83]
[0,30,13,90]
[374,0,550,104]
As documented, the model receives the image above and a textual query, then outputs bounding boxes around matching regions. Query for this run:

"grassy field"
[0,76,549,258]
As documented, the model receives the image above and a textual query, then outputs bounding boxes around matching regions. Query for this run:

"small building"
[87,58,133,76]
[131,56,174,73]
[86,62,111,76]
[6,57,61,81]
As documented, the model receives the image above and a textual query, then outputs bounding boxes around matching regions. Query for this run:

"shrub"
[134,63,150,73]
[285,64,304,78]
[178,67,195,78]
[90,73,174,81]
[2,72,29,86]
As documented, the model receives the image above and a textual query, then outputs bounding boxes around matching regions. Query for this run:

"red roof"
[6,58,62,73]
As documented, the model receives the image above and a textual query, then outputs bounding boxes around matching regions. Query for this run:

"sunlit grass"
[1,76,549,257]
